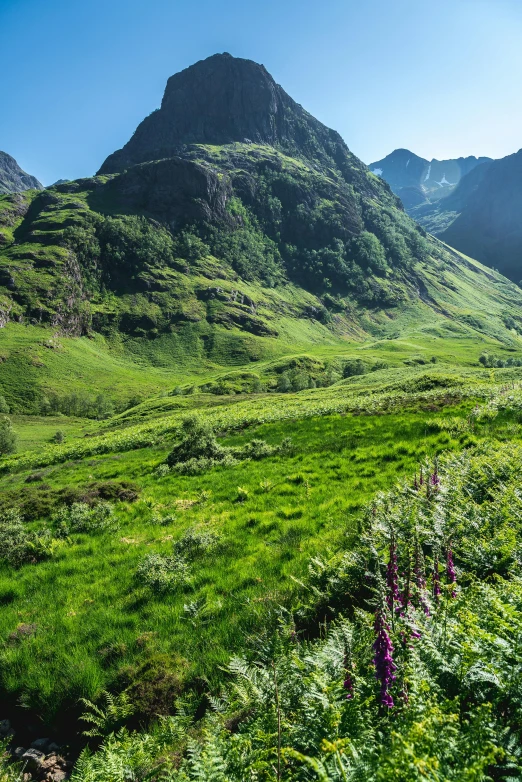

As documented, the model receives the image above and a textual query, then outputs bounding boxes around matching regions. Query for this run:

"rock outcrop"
[0,152,43,194]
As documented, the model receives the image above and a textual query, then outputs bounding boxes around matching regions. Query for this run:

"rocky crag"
[0,151,42,195]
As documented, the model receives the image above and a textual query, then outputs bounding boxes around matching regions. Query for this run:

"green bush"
[0,509,58,566]
[137,553,191,593]
[173,526,220,558]
[0,417,16,455]
[343,358,366,378]
[54,501,117,534]
[237,438,275,461]
[166,416,227,467]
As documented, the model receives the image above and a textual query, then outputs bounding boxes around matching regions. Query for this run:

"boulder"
[21,747,45,771]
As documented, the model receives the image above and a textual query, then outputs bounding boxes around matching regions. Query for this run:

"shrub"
[54,501,117,534]
[0,417,16,456]
[166,416,226,467]
[173,527,220,558]
[137,554,190,593]
[237,438,275,460]
[0,396,9,414]
[343,359,366,378]
[0,509,58,566]
[51,430,65,444]
[276,372,292,393]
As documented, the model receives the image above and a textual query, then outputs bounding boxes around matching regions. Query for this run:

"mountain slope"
[0,151,43,194]
[1,54,522,414]
[438,149,522,281]
[369,148,491,209]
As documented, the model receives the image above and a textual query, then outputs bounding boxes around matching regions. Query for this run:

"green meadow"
[2,333,522,737]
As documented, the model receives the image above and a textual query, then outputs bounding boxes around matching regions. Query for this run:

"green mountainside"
[1,55,522,415]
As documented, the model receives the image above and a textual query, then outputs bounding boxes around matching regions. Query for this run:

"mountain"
[435,149,522,281]
[369,148,491,209]
[99,52,363,176]
[0,151,42,194]
[1,54,522,413]
[368,146,522,282]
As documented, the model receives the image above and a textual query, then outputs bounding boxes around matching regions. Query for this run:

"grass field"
[2,345,522,739]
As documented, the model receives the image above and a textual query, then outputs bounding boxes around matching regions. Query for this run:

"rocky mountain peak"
[98,53,349,174]
[0,151,43,194]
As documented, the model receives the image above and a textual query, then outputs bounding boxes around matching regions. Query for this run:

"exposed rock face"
[98,53,359,175]
[0,151,43,194]
[104,156,233,228]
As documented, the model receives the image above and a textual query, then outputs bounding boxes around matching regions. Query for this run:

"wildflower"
[373,608,396,708]
[413,473,419,491]
[447,546,457,598]
[419,467,424,486]
[343,649,354,699]
[343,672,354,700]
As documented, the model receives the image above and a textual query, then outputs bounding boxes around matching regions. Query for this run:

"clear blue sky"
[1,0,521,185]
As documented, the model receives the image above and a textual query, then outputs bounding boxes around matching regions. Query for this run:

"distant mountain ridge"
[0,151,42,194]
[437,148,522,282]
[371,145,522,283]
[369,148,491,209]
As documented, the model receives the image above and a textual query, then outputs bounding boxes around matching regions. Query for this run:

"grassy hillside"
[56,438,522,781]
[0,361,520,733]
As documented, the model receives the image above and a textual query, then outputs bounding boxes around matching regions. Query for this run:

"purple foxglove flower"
[343,652,354,699]
[373,609,397,708]
[343,674,354,700]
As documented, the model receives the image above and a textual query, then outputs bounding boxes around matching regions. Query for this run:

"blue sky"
[1,0,521,185]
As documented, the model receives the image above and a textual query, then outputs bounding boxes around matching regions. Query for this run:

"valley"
[2,48,522,781]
